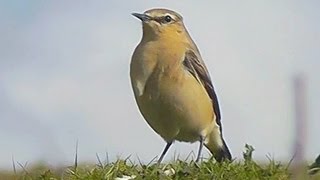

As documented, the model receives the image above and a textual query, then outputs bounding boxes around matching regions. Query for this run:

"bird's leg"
[196,136,204,163]
[157,142,173,164]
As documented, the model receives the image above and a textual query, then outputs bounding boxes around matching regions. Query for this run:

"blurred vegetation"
[0,145,319,180]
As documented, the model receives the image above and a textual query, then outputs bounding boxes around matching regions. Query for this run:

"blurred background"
[0,0,319,169]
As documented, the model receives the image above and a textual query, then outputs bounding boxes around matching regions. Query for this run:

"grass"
[1,145,319,180]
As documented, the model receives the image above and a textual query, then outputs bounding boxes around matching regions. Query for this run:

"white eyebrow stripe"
[164,13,175,19]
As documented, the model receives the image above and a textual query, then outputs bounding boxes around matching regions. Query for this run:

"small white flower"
[114,175,136,180]
[164,168,175,176]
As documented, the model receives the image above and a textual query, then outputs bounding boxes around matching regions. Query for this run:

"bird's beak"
[132,13,151,22]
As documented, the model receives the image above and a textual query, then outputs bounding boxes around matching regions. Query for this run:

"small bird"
[130,8,231,163]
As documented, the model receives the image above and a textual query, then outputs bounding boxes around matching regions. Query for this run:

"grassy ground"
[1,145,319,179]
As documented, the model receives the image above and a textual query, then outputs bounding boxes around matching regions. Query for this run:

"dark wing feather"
[183,50,222,131]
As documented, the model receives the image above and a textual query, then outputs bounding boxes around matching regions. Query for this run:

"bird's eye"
[164,15,172,23]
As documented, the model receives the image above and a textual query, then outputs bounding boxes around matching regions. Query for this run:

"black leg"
[157,142,173,164]
[196,136,204,163]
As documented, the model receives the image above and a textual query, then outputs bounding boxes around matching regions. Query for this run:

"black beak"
[131,13,151,22]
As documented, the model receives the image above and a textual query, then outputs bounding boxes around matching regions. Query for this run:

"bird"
[130,8,231,163]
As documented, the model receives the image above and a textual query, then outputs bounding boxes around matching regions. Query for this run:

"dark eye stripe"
[153,15,174,24]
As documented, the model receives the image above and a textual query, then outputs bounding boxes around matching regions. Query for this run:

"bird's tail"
[204,131,232,162]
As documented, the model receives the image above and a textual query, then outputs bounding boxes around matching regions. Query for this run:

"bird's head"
[132,8,186,39]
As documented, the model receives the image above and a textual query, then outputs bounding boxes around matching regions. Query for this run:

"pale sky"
[0,1,319,169]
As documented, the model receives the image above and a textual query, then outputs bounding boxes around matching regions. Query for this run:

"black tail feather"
[213,139,232,162]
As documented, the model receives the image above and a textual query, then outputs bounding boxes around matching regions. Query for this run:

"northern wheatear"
[130,8,231,163]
